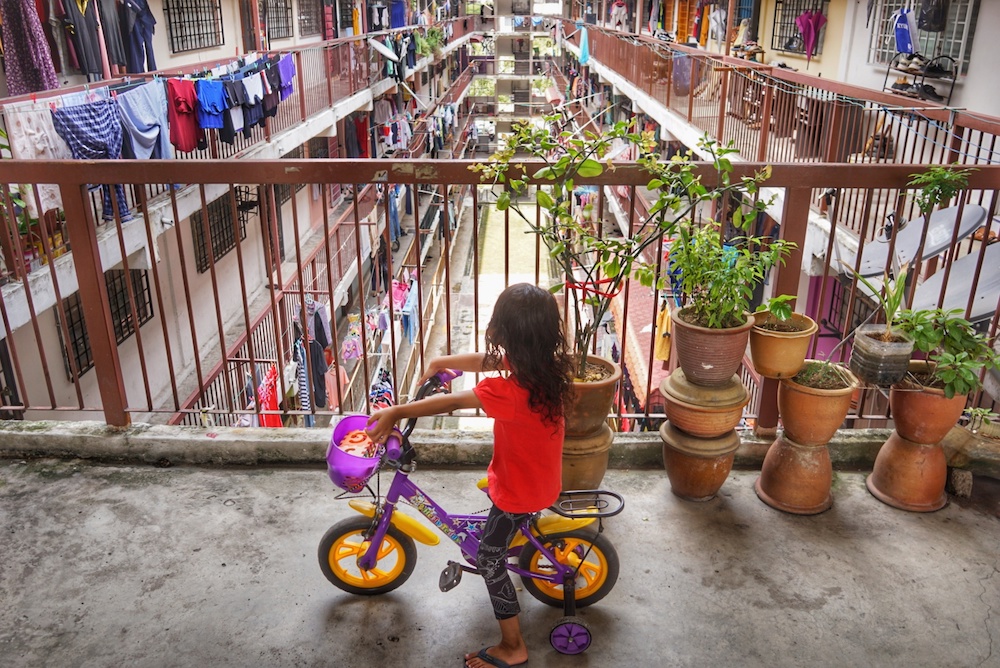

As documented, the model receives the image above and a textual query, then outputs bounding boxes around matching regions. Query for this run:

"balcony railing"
[1,158,998,435]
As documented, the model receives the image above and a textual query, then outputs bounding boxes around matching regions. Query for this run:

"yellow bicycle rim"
[328,529,407,588]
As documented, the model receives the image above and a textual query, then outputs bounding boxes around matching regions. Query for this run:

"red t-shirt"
[474,375,564,513]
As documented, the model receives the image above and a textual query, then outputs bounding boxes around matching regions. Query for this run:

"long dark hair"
[484,283,573,426]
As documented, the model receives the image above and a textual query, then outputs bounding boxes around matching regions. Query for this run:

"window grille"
[265,0,294,40]
[771,0,830,56]
[867,0,978,75]
[163,0,225,53]
[298,0,322,35]
[192,190,248,273]
[235,186,260,228]
[60,270,153,379]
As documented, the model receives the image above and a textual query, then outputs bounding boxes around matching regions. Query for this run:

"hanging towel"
[579,25,590,65]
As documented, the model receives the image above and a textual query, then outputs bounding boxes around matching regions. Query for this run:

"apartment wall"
[755,0,846,77]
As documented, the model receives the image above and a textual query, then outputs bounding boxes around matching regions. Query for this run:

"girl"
[366,282,573,668]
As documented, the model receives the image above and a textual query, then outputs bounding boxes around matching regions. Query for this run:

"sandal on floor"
[467,647,527,668]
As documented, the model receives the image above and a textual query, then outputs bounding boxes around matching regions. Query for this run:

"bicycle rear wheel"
[318,516,417,595]
[517,529,619,608]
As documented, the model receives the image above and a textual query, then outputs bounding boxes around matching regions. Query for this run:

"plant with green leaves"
[0,128,38,237]
[894,307,999,398]
[473,121,783,378]
[908,165,976,215]
[852,263,910,340]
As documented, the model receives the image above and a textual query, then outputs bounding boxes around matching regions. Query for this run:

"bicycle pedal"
[439,561,464,592]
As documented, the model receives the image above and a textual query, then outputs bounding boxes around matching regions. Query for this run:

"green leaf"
[536,189,554,209]
[577,159,604,178]
[497,192,510,210]
[533,166,555,180]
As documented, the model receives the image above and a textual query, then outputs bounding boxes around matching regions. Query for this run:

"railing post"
[296,50,307,121]
[754,186,812,436]
[59,182,130,427]
[716,66,729,143]
[757,78,774,163]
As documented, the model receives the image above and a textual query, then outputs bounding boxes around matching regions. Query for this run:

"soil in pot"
[565,355,622,438]
[849,323,914,386]
[778,361,858,447]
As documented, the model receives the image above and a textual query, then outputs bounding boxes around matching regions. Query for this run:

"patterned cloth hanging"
[0,0,60,95]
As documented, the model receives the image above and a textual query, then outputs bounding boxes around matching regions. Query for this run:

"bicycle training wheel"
[550,616,592,655]
[318,516,417,595]
[517,529,619,608]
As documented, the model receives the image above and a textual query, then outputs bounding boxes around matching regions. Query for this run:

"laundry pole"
[724,0,736,55]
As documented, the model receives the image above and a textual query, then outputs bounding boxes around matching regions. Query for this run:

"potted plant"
[755,359,859,515]
[848,265,914,386]
[866,307,1000,512]
[749,294,819,379]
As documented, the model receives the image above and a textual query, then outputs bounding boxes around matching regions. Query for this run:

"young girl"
[366,282,573,668]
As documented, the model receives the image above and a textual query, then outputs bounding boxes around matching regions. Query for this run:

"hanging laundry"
[579,25,590,65]
[121,0,157,73]
[55,0,103,76]
[256,365,283,427]
[609,0,628,31]
[0,0,60,95]
[166,79,202,153]
[50,98,132,222]
[97,0,127,69]
[2,100,73,215]
[277,54,296,101]
[892,7,919,56]
[117,80,172,159]
[195,79,228,130]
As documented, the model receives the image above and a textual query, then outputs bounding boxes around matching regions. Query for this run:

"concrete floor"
[1,460,998,668]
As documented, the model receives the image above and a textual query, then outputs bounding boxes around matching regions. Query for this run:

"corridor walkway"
[1,460,997,667]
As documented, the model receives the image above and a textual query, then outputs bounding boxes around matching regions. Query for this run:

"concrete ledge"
[0,420,893,470]
[943,425,1000,480]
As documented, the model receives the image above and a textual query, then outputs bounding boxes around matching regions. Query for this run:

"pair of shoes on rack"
[917,83,944,102]
[923,61,952,78]
[890,76,911,92]
[905,54,929,73]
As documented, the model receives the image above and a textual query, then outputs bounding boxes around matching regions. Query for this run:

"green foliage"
[895,307,1000,398]
[754,294,796,326]
[473,123,789,375]
[852,264,909,339]
[907,165,976,215]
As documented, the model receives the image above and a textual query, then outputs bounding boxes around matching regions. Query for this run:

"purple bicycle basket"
[327,414,401,492]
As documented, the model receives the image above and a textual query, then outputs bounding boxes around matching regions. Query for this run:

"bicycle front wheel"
[517,529,619,608]
[318,516,417,595]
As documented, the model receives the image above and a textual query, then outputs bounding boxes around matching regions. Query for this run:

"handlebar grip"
[385,437,401,460]
[435,368,462,383]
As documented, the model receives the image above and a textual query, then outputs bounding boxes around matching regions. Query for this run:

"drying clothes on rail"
[0,0,60,95]
[256,365,283,427]
[292,339,314,427]
[166,79,203,153]
[390,0,408,28]
[369,3,389,31]
[369,367,395,410]
[399,281,419,344]
[50,98,132,223]
[116,79,172,160]
[195,79,227,130]
[218,79,247,144]
[277,54,296,101]
[1,100,74,216]
[609,0,628,30]
[294,298,332,409]
[121,0,157,73]
[242,72,266,130]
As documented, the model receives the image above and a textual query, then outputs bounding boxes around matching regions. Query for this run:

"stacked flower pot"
[562,356,623,491]
[658,309,753,501]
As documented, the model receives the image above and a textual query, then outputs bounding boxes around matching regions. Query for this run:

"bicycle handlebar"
[400,369,463,440]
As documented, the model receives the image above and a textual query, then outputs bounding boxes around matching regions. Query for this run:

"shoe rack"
[882,53,957,105]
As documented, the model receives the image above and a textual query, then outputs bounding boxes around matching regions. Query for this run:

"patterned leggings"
[478,504,530,620]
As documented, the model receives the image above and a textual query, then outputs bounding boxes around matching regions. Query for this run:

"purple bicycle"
[319,371,624,655]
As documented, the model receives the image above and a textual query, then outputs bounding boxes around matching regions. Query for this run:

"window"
[298,0,323,36]
[163,0,225,53]
[192,190,248,273]
[265,0,294,40]
[771,0,830,57]
[61,270,154,379]
[867,0,979,75]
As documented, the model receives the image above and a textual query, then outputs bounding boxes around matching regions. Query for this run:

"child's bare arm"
[418,354,505,384]
[366,390,482,444]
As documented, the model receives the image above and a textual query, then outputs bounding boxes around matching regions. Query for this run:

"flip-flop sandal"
[468,647,527,668]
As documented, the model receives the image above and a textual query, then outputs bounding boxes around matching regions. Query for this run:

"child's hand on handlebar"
[366,407,400,445]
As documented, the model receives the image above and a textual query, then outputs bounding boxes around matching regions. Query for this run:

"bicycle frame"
[356,466,574,588]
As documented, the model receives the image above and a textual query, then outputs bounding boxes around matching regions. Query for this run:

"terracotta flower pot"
[889,376,968,446]
[749,312,818,379]
[659,421,740,501]
[564,355,622,438]
[671,307,753,387]
[562,423,613,491]
[661,371,749,439]
[778,363,858,446]
[866,429,948,512]
[755,433,833,515]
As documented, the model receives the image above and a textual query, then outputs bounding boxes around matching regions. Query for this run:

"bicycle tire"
[318,516,417,595]
[517,529,619,608]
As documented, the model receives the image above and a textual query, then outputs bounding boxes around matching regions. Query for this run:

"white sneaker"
[906,54,928,73]
[896,54,912,70]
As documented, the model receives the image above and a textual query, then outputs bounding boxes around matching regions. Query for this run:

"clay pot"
[749,312,818,379]
[661,371,749,439]
[849,324,914,387]
[659,421,740,502]
[564,355,622,438]
[562,423,613,491]
[778,363,858,446]
[671,307,754,387]
[889,362,968,445]
[755,434,833,515]
[866,429,948,512]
